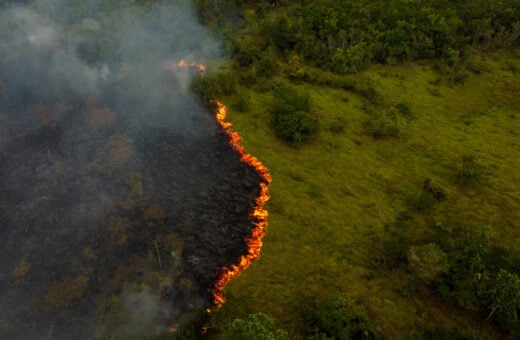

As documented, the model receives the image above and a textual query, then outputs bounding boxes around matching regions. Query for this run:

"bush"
[235,93,251,112]
[396,102,412,118]
[231,313,289,340]
[257,56,277,77]
[303,294,376,339]
[456,155,481,182]
[328,116,347,134]
[422,325,477,339]
[455,155,490,184]
[190,71,237,103]
[270,86,318,144]
[482,269,520,333]
[413,178,446,211]
[364,108,405,139]
[408,243,449,284]
[352,79,382,104]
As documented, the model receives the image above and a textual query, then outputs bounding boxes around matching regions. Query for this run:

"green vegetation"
[231,313,289,340]
[1,0,518,338]
[207,51,520,338]
[303,294,376,339]
[270,86,318,144]
[196,1,519,335]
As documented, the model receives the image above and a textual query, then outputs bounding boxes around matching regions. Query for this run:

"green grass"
[209,51,520,337]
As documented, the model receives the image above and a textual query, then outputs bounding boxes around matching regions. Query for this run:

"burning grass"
[177,62,273,309]
[208,51,520,337]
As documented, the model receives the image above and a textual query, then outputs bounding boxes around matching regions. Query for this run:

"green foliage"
[192,0,214,24]
[408,243,449,284]
[210,55,519,338]
[427,224,520,334]
[190,70,237,103]
[328,116,347,135]
[433,226,491,310]
[266,14,297,52]
[270,86,318,144]
[233,39,262,67]
[454,155,491,184]
[413,178,446,211]
[234,92,251,112]
[331,43,372,74]
[257,55,278,78]
[231,313,289,340]
[395,102,412,118]
[381,236,412,269]
[303,295,376,339]
[382,210,519,334]
[364,107,406,139]
[421,325,476,340]
[217,0,519,85]
[482,269,520,332]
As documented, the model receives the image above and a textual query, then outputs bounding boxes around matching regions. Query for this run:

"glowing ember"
[176,61,271,308]
[174,59,205,72]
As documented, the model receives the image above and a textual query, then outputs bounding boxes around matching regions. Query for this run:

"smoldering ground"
[0,1,262,338]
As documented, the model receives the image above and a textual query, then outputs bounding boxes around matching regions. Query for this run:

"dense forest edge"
[189,0,520,339]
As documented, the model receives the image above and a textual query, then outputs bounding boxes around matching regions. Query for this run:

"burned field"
[0,72,264,338]
[0,2,265,338]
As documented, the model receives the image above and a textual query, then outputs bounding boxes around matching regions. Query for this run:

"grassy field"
[208,51,519,337]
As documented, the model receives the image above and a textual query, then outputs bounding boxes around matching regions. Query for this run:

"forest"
[0,0,519,339]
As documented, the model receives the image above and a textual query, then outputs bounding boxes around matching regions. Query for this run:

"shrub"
[413,178,446,211]
[482,269,520,332]
[364,108,405,139]
[455,155,488,184]
[352,78,382,104]
[270,86,318,144]
[303,294,376,339]
[328,116,347,134]
[190,71,237,103]
[408,243,449,284]
[396,102,412,118]
[413,192,438,211]
[231,313,289,340]
[235,93,251,112]
[257,56,277,77]
[422,325,477,339]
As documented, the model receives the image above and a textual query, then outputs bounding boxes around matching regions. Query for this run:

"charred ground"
[0,69,263,339]
[0,1,264,338]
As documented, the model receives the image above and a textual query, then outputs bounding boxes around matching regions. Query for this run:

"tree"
[303,294,376,339]
[232,313,289,340]
[270,86,318,144]
[484,269,520,332]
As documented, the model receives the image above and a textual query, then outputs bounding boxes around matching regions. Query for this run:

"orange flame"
[175,61,271,309]
[212,101,271,308]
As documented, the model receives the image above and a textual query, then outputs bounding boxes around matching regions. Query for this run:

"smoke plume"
[0,1,260,338]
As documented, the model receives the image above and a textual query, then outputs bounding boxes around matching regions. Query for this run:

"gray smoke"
[122,287,172,336]
[0,1,246,339]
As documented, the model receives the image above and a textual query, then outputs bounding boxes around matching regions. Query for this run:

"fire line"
[212,101,272,308]
[177,61,272,309]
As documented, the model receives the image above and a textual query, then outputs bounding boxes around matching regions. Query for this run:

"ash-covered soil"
[0,88,262,339]
[0,1,263,338]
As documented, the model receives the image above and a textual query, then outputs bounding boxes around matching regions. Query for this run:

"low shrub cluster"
[270,86,319,144]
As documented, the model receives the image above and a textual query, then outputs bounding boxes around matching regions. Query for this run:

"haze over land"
[0,0,263,338]
[0,0,519,339]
